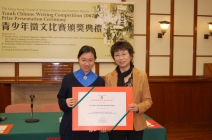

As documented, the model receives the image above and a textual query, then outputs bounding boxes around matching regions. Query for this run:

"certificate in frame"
[72,87,133,130]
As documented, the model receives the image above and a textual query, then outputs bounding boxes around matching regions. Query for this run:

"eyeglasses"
[114,53,128,59]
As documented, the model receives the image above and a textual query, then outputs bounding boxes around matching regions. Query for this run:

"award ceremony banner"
[72,87,133,130]
[0,0,134,62]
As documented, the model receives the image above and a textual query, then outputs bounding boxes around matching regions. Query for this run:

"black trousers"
[60,131,99,140]
[108,130,144,140]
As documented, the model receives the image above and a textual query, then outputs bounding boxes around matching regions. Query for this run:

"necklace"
[83,75,87,80]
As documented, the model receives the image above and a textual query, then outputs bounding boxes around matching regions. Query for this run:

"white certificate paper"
[72,87,133,130]
[78,91,126,126]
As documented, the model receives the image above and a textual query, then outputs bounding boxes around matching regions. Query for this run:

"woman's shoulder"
[92,75,105,86]
[64,72,74,77]
[97,75,104,81]
[133,67,147,76]
[105,69,117,77]
[62,72,75,81]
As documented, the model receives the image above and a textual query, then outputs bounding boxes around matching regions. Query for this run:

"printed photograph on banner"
[94,3,134,46]
[0,0,134,62]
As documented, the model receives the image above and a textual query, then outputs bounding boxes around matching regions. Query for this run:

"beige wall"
[1,0,212,77]
[1,0,212,106]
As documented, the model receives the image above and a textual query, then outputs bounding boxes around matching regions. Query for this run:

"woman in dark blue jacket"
[57,45,105,140]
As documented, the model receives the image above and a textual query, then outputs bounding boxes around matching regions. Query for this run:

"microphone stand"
[25,95,39,123]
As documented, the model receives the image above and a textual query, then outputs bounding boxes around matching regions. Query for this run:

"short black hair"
[78,45,97,59]
[110,40,134,60]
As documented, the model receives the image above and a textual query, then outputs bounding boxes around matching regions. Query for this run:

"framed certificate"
[72,87,133,131]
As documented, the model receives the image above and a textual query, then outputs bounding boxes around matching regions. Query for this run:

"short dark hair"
[110,40,134,60]
[78,45,97,59]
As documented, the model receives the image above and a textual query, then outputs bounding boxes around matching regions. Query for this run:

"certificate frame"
[72,87,133,131]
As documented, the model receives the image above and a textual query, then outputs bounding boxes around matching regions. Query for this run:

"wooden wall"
[1,78,212,126]
[146,79,212,125]
[0,84,11,112]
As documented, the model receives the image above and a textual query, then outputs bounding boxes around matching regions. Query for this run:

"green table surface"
[0,112,166,140]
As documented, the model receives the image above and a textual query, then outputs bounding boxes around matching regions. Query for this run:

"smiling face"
[78,52,95,75]
[114,49,132,72]
[110,41,134,72]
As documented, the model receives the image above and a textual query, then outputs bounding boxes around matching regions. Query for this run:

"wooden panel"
[198,0,212,15]
[150,57,169,76]
[166,123,212,140]
[134,36,146,71]
[196,17,212,56]
[204,63,212,77]
[0,62,73,83]
[19,63,42,77]
[0,63,15,77]
[42,63,73,79]
[196,57,212,75]
[174,0,194,35]
[146,81,212,125]
[150,0,171,14]
[150,15,171,55]
[0,84,11,112]
[173,37,193,75]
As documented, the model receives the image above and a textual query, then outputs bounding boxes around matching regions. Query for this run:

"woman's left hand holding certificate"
[66,98,77,108]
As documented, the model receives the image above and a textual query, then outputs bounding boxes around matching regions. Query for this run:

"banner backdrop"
[0,0,134,62]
